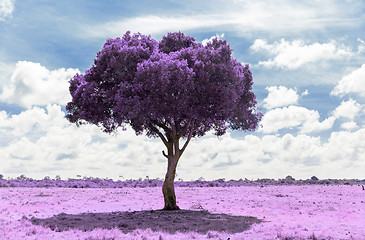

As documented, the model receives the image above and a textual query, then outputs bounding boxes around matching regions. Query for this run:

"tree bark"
[154,119,195,211]
[162,138,181,210]
[162,156,180,210]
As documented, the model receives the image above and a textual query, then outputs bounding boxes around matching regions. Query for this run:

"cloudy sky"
[1,0,365,181]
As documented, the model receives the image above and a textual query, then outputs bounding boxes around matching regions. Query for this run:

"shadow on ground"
[29,209,263,234]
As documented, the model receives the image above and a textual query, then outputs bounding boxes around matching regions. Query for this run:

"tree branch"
[177,118,192,138]
[169,118,176,136]
[149,123,168,148]
[180,119,195,155]
[162,150,168,158]
[151,119,171,134]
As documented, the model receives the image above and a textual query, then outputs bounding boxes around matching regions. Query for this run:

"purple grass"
[1,174,364,239]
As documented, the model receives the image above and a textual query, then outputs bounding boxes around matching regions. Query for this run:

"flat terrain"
[0,185,364,239]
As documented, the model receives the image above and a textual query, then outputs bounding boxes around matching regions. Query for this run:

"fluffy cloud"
[331,64,365,97]
[176,126,365,180]
[262,86,299,109]
[323,129,365,167]
[0,61,15,88]
[340,121,358,130]
[187,129,365,180]
[333,99,362,119]
[0,105,66,137]
[201,33,225,46]
[260,98,363,134]
[260,106,335,134]
[301,117,337,134]
[1,104,365,180]
[0,104,166,179]
[0,0,14,21]
[0,61,79,108]
[250,39,354,69]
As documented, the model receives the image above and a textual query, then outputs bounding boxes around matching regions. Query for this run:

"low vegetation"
[0,174,364,188]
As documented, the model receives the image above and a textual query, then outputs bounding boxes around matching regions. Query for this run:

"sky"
[1,0,365,181]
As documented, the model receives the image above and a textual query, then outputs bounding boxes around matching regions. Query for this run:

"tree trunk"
[156,118,195,211]
[162,155,180,210]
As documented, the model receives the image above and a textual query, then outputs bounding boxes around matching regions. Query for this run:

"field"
[0,179,365,240]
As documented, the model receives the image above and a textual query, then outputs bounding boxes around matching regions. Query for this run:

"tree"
[66,31,262,210]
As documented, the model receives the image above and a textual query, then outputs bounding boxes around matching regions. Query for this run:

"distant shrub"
[311,176,319,181]
[217,178,225,183]
[17,174,30,181]
[0,174,362,188]
[285,175,295,181]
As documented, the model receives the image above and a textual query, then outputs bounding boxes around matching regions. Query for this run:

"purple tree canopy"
[66,31,262,139]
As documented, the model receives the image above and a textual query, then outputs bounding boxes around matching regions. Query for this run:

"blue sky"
[1,0,365,181]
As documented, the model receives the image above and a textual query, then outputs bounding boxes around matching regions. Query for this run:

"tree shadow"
[29,209,263,234]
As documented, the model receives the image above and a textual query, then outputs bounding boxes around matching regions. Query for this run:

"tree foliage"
[66,31,262,140]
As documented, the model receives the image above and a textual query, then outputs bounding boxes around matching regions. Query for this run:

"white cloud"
[161,128,365,180]
[262,86,299,109]
[333,99,362,119]
[250,39,354,69]
[1,104,365,180]
[357,38,365,53]
[340,121,358,130]
[0,61,79,108]
[0,105,66,137]
[331,64,365,97]
[323,129,365,167]
[80,1,363,39]
[0,104,166,179]
[84,15,226,39]
[201,33,225,46]
[0,0,14,21]
[301,116,337,134]
[260,106,335,134]
[260,98,363,134]
[0,61,15,88]
[301,90,309,97]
